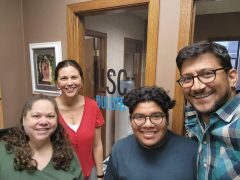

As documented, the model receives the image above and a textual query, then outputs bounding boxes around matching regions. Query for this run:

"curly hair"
[123,86,176,121]
[1,94,73,172]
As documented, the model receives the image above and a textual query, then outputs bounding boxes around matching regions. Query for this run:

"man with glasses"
[105,86,197,180]
[176,41,239,180]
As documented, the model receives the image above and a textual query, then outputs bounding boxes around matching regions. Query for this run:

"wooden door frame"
[124,37,143,87]
[66,0,197,136]
[66,0,160,88]
[85,29,107,156]
[85,29,107,95]
[0,86,3,128]
[172,0,195,135]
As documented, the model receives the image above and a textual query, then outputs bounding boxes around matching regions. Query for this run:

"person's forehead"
[31,100,53,109]
[133,101,163,112]
[59,65,79,74]
[181,53,221,73]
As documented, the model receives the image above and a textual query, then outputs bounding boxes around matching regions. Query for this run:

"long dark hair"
[1,94,73,172]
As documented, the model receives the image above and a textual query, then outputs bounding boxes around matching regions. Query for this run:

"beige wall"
[156,0,180,128]
[0,0,28,127]
[23,0,68,58]
[194,12,240,41]
[1,0,181,130]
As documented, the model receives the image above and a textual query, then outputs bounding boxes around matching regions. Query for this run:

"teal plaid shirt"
[185,93,240,180]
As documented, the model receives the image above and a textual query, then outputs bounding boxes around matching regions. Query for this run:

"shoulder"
[84,97,98,107]
[167,131,198,148]
[166,131,198,157]
[0,140,10,158]
[84,97,103,117]
[111,135,135,153]
[68,152,84,179]
[108,135,136,166]
[84,96,95,103]
[0,140,6,150]
[70,152,81,168]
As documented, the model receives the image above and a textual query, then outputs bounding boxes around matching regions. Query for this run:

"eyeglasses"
[130,112,165,126]
[176,68,228,88]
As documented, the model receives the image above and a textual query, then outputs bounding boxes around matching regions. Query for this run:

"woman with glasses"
[105,86,197,180]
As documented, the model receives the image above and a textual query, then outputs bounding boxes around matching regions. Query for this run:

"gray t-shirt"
[105,130,197,180]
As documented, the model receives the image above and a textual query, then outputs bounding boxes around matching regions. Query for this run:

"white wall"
[85,13,145,77]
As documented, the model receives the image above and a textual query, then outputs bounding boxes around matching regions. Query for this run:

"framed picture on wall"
[29,41,62,96]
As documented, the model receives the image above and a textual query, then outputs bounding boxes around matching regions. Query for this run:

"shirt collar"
[216,93,240,122]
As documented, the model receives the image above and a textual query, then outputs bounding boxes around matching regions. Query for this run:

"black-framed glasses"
[130,112,165,126]
[176,68,228,88]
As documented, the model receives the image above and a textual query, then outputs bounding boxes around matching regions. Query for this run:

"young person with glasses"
[105,86,197,180]
[176,41,239,180]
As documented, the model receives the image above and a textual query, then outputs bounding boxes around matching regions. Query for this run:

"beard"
[191,88,233,116]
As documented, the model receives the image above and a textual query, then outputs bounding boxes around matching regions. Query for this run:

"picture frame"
[29,41,62,96]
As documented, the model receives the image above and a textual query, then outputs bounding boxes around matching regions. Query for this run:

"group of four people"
[0,41,239,180]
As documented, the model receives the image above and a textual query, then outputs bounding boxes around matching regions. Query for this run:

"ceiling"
[105,0,240,19]
[104,6,148,20]
[196,0,240,15]
[129,0,240,19]
[126,6,148,20]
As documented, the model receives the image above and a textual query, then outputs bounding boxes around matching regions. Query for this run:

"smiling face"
[131,101,168,149]
[181,53,237,118]
[22,100,57,145]
[56,66,83,98]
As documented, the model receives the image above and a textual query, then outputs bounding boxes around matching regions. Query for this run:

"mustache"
[190,91,213,98]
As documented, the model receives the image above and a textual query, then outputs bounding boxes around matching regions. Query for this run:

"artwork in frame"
[29,41,62,96]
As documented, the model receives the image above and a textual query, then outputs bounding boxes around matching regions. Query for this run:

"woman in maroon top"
[55,60,105,180]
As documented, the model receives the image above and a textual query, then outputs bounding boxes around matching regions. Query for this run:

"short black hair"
[123,86,175,120]
[176,41,232,72]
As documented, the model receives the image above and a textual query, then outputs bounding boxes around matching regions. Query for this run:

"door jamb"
[66,0,160,88]
[0,86,4,128]
[172,0,195,135]
[66,0,196,135]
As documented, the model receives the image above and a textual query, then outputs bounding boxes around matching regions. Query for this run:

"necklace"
[70,117,76,125]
